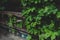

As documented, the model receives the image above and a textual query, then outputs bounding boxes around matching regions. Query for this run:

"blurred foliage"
[21,0,60,40]
[1,0,60,40]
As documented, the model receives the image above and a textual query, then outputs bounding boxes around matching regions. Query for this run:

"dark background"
[0,0,22,12]
[0,0,60,12]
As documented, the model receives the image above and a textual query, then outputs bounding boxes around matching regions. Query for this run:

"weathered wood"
[0,23,30,35]
[0,11,23,18]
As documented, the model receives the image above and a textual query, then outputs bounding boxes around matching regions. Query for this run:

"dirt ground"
[0,27,26,40]
[0,34,25,40]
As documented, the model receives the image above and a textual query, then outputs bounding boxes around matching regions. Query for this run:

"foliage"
[20,0,60,40]
[2,0,60,40]
[7,15,23,33]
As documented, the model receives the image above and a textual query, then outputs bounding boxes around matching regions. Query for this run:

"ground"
[0,27,26,40]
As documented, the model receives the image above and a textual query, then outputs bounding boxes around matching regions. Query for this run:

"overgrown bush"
[20,0,60,40]
[1,0,60,40]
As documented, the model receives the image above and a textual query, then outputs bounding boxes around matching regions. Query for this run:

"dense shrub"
[0,0,60,40]
[20,0,60,40]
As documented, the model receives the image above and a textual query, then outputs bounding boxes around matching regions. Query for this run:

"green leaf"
[35,16,41,21]
[29,29,34,34]
[26,35,31,40]
[33,29,37,35]
[57,11,60,18]
[51,32,56,40]
[26,25,31,30]
[31,22,37,27]
[44,33,51,39]
[44,6,49,13]
[25,21,30,25]
[8,17,13,27]
[31,7,35,12]
[48,20,54,29]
